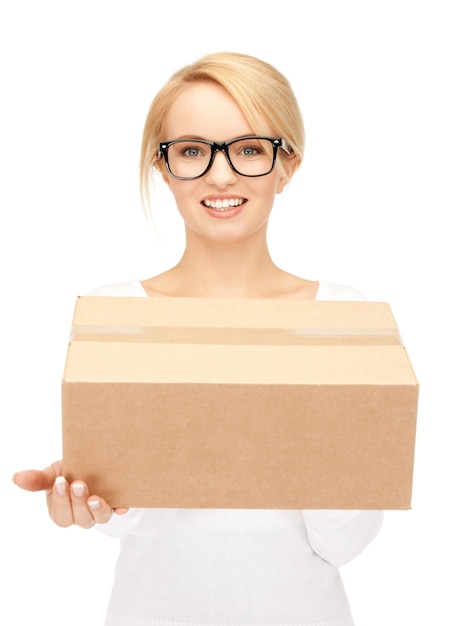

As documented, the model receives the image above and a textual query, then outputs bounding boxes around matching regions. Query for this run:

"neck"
[171,230,280,298]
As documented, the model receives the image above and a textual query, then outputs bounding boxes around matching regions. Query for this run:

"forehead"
[165,82,263,141]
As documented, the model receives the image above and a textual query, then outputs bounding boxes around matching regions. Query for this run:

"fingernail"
[71,482,85,497]
[88,499,101,511]
[55,476,67,495]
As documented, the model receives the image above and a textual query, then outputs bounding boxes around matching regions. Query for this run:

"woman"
[14,51,383,626]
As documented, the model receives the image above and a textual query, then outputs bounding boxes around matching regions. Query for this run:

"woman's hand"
[13,461,128,528]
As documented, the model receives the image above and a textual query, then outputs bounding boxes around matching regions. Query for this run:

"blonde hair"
[140,52,305,209]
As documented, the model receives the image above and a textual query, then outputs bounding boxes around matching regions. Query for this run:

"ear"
[276,156,298,194]
[155,158,171,185]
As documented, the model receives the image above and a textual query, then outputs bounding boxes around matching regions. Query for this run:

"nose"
[205,149,237,186]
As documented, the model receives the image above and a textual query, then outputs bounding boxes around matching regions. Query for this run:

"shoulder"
[87,279,147,297]
[316,280,367,302]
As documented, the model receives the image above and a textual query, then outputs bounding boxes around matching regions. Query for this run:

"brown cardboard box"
[62,297,419,510]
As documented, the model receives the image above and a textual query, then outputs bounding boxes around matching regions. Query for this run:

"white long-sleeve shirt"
[89,280,384,626]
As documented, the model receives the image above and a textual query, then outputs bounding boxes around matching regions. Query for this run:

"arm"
[12,284,150,534]
[303,509,384,567]
[306,287,384,566]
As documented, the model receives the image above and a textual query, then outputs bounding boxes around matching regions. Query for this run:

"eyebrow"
[174,135,206,140]
[170,134,261,143]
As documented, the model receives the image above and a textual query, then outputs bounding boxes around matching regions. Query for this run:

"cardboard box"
[62,297,419,510]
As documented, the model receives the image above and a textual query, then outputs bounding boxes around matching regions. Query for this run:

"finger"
[48,476,76,528]
[70,482,97,529]
[87,497,117,524]
[113,507,129,515]
[13,461,62,493]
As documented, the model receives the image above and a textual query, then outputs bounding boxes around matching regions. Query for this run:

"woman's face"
[159,82,293,245]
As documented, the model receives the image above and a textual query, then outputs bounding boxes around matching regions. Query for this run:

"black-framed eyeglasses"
[158,136,290,180]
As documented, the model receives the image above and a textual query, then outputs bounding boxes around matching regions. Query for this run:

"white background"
[1,1,453,624]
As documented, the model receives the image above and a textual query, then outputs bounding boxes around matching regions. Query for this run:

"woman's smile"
[201,195,247,217]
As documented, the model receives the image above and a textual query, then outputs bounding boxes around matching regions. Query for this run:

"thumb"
[13,461,62,493]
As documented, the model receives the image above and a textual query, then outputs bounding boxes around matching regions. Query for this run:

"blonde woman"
[14,52,383,626]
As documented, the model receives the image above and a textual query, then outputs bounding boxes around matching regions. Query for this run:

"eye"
[241,145,260,156]
[175,142,209,158]
[183,146,202,157]
[233,139,267,158]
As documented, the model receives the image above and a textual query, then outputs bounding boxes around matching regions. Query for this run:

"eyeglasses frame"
[158,136,290,180]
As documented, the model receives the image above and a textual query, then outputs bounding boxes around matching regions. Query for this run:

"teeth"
[203,198,244,210]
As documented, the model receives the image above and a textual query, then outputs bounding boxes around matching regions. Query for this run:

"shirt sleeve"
[95,508,147,538]
[86,279,147,297]
[96,508,179,538]
[316,280,368,301]
[303,509,384,567]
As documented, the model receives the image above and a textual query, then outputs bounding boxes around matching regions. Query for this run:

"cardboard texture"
[62,297,419,510]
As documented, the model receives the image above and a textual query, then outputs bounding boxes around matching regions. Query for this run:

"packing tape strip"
[70,325,403,345]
